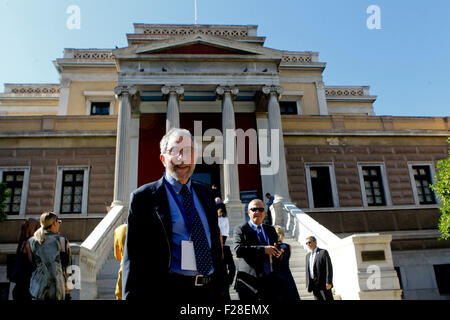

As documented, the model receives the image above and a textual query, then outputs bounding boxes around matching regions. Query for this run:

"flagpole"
[195,0,198,24]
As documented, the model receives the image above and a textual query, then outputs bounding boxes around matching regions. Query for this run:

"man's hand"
[264,243,284,258]
[326,284,332,290]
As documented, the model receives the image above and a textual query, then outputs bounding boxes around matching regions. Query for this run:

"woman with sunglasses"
[29,212,71,300]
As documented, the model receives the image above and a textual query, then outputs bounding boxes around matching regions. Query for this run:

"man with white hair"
[122,128,225,302]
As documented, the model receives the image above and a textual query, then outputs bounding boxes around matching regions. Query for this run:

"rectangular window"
[279,101,298,115]
[310,167,334,207]
[305,164,338,208]
[361,166,386,206]
[2,171,24,215]
[54,166,89,215]
[60,170,84,213]
[411,165,436,204]
[433,264,450,295]
[90,102,110,115]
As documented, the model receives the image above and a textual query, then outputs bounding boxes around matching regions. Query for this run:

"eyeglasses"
[306,241,312,245]
[166,146,194,157]
[250,207,265,213]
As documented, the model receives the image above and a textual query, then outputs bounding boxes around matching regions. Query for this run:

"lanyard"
[165,178,195,233]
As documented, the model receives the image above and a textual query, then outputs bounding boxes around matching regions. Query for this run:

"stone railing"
[1,84,60,97]
[79,205,127,300]
[325,86,370,97]
[282,202,402,300]
[142,27,248,37]
[62,49,114,61]
[281,54,313,64]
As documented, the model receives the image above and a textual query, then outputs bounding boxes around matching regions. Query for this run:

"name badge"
[181,240,197,271]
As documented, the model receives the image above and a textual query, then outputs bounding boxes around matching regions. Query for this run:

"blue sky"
[0,0,449,117]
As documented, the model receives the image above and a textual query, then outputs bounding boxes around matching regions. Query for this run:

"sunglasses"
[250,207,265,213]
[306,241,312,245]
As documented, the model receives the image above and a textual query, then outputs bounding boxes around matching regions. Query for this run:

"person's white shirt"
[218,216,229,237]
[309,247,318,279]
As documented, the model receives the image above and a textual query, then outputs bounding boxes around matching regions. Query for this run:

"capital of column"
[216,86,239,99]
[262,85,283,97]
[114,86,138,97]
[161,85,184,99]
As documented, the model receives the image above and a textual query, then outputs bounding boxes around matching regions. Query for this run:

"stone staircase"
[227,235,314,301]
[95,234,314,300]
[96,251,120,300]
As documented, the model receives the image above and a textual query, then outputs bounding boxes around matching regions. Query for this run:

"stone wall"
[285,139,448,209]
[0,146,115,243]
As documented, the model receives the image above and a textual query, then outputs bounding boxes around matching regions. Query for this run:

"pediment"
[114,34,282,58]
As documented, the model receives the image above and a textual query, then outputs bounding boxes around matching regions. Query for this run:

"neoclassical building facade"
[0,24,449,300]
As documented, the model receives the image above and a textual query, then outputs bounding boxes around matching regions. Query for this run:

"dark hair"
[17,218,40,254]
[265,193,271,196]
[216,202,227,217]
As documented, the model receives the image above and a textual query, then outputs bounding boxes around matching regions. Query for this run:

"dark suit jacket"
[305,247,333,292]
[233,222,280,296]
[122,177,225,300]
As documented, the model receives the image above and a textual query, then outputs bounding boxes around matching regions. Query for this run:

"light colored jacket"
[29,232,68,300]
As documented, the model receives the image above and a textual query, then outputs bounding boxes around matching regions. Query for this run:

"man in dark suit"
[305,236,334,300]
[122,128,225,302]
[233,199,284,302]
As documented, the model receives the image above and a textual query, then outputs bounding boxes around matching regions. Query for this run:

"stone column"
[216,86,244,225]
[162,85,184,132]
[262,85,291,204]
[111,86,137,207]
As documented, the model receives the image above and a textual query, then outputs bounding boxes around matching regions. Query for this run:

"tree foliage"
[431,138,450,240]
[0,181,9,222]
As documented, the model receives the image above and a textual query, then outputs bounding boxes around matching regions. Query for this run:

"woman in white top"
[217,201,229,244]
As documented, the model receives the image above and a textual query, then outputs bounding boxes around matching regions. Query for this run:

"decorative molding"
[161,85,184,99]
[114,86,138,97]
[262,85,283,96]
[216,86,239,99]
[325,86,370,97]
[142,27,249,38]
[1,84,60,98]
[281,54,312,64]
[72,50,114,61]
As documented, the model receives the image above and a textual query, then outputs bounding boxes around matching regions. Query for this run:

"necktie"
[180,184,213,275]
[256,226,267,245]
[257,226,271,275]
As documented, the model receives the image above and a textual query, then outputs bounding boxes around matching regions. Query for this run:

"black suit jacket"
[122,177,225,300]
[305,247,333,292]
[233,222,280,295]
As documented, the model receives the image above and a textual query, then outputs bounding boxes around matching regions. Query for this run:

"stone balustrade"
[1,84,60,97]
[79,205,127,300]
[325,86,371,97]
[282,201,402,300]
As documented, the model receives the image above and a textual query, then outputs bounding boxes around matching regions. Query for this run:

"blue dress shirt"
[164,173,213,276]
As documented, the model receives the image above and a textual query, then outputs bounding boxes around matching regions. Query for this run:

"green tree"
[431,138,450,240]
[0,181,9,222]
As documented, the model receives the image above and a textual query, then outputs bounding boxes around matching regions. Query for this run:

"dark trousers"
[166,273,220,303]
[312,288,334,301]
[236,274,277,302]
